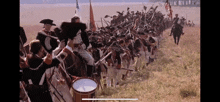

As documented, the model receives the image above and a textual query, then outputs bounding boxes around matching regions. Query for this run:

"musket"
[101,41,116,58]
[19,81,31,102]
[149,6,158,22]
[96,23,99,29]
[129,28,148,58]
[101,17,104,27]
[146,4,154,14]
[94,41,117,66]
[19,36,27,57]
[103,18,109,26]
[47,75,66,102]
[95,51,112,66]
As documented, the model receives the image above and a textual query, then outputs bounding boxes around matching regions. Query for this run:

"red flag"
[164,0,169,12]
[165,0,173,19]
[168,4,173,19]
[90,0,96,32]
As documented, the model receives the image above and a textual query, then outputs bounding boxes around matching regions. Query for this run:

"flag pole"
[89,0,96,31]
[75,0,83,22]
[101,18,104,28]
[75,0,79,15]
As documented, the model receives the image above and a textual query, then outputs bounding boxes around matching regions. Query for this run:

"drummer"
[24,39,74,102]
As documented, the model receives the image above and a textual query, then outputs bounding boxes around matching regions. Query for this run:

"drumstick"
[72,76,80,80]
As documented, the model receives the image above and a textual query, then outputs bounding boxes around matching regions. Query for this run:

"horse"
[171,25,183,45]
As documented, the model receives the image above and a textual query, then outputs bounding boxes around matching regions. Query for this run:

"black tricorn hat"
[40,19,56,26]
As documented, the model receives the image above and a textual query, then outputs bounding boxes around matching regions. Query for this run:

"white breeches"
[73,46,94,66]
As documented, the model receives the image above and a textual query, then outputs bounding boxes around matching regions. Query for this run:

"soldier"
[187,20,191,26]
[170,14,184,36]
[110,15,118,26]
[180,16,186,26]
[25,39,74,102]
[60,15,95,77]
[36,19,58,54]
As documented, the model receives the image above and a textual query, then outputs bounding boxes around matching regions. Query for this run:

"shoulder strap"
[38,30,59,41]
[29,61,44,70]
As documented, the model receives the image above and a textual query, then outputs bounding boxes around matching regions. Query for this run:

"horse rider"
[36,19,59,54]
[24,39,74,102]
[170,14,184,36]
[60,15,95,77]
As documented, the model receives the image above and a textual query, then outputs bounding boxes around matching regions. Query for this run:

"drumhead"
[73,78,97,92]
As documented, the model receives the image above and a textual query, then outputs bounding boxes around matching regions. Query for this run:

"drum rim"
[72,77,98,94]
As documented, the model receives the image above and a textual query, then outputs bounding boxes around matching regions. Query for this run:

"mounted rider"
[60,15,95,77]
[170,14,184,36]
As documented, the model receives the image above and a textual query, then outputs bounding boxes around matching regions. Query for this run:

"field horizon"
[20,3,200,45]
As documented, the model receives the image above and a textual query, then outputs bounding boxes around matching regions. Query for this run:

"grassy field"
[96,26,200,102]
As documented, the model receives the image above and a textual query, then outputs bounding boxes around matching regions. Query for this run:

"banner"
[75,0,82,21]
[89,0,96,31]
[164,0,173,19]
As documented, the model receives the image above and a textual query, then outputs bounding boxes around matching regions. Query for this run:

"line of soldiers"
[88,6,173,57]
[19,5,179,102]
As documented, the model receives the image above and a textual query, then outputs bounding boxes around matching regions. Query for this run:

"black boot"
[87,65,94,77]
[87,65,93,77]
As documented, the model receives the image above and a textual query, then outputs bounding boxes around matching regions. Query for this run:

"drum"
[72,77,97,102]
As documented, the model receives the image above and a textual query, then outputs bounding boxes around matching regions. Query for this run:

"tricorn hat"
[40,19,56,26]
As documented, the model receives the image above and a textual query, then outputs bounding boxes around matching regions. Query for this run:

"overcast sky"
[20,0,149,4]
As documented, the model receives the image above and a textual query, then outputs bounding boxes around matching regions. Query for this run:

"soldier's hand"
[44,53,52,65]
